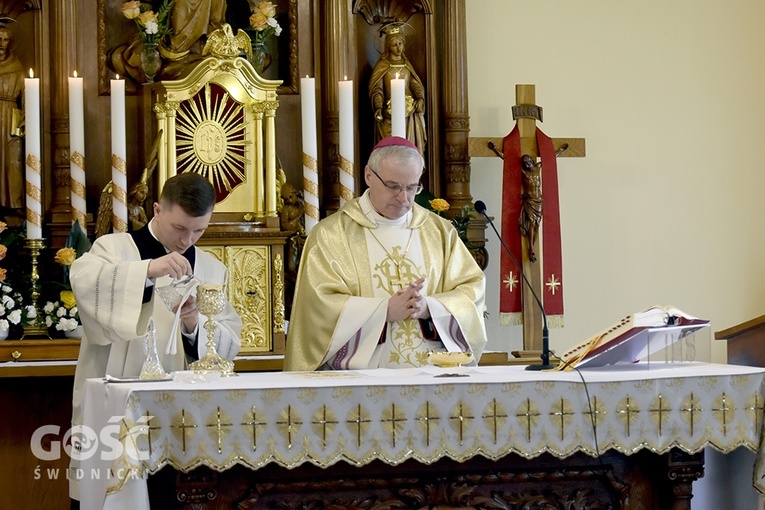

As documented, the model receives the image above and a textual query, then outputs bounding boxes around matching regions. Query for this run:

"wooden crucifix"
[468,84,585,358]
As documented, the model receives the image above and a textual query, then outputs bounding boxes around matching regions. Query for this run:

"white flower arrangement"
[0,283,36,332]
[43,298,80,333]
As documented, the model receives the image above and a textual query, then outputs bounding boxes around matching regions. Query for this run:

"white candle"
[300,76,319,234]
[110,76,127,233]
[390,73,405,138]
[68,71,86,232]
[24,69,41,240]
[338,77,354,206]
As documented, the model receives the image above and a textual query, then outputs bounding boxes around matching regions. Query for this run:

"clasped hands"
[387,277,430,322]
[148,253,199,333]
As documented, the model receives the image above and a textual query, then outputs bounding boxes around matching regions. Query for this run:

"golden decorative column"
[265,100,279,217]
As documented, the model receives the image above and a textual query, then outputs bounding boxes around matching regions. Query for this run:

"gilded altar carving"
[272,254,285,334]
[201,244,272,353]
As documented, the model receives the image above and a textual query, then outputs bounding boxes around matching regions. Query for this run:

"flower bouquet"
[0,283,36,338]
[0,221,36,338]
[42,225,91,337]
[416,194,475,243]
[43,291,80,335]
[120,0,173,82]
[120,0,173,45]
[246,1,282,73]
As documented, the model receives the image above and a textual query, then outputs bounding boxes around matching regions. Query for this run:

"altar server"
[68,172,241,505]
[285,136,486,371]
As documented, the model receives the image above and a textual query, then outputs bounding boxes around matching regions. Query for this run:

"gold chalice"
[189,284,236,377]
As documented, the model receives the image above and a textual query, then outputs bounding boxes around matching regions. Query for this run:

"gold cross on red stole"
[503,271,519,292]
[546,274,561,295]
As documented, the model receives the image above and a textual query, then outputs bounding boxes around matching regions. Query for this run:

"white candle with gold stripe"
[338,77,354,206]
[24,69,41,239]
[300,76,319,234]
[110,76,127,233]
[68,71,86,232]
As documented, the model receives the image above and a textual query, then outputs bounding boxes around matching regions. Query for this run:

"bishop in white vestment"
[285,137,486,371]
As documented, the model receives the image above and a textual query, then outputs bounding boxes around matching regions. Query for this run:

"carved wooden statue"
[126,180,149,231]
[369,24,426,154]
[519,154,542,263]
[0,23,24,210]
[279,182,304,234]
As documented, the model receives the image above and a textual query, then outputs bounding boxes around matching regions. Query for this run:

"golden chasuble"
[284,191,489,372]
[358,194,444,368]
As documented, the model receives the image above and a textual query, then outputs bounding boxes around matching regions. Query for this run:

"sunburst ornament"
[503,271,518,292]
[546,274,561,295]
[176,82,249,202]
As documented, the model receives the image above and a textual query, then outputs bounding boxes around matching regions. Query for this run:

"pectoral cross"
[373,251,409,292]
[390,260,405,290]
[469,84,585,356]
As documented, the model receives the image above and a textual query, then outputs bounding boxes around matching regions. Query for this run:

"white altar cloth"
[77,363,765,510]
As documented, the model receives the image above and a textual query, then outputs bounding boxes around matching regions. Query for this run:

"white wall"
[465,3,765,507]
[466,0,765,363]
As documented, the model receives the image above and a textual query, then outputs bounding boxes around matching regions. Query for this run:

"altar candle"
[300,76,319,234]
[68,71,86,232]
[338,77,354,206]
[110,75,127,233]
[24,69,41,240]
[390,72,405,138]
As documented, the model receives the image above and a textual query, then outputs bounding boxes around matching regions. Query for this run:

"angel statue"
[127,180,149,231]
[279,182,304,234]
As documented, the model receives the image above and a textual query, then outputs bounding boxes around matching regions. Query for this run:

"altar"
[77,362,765,509]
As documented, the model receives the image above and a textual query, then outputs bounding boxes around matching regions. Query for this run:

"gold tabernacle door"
[146,25,283,228]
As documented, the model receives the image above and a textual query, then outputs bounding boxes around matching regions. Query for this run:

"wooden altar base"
[148,448,704,509]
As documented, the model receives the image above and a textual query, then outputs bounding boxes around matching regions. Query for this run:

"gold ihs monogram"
[373,246,420,294]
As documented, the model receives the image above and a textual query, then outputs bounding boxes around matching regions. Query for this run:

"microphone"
[474,200,556,370]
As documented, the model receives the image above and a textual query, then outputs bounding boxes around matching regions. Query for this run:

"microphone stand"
[475,201,557,370]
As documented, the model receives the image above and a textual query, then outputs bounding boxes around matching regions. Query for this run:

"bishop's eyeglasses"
[369,168,424,196]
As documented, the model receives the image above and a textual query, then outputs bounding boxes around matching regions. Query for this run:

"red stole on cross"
[499,125,564,327]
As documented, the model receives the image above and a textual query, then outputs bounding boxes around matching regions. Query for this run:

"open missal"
[556,306,709,370]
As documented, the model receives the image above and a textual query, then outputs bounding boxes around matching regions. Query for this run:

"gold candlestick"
[22,238,50,338]
[189,284,235,377]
